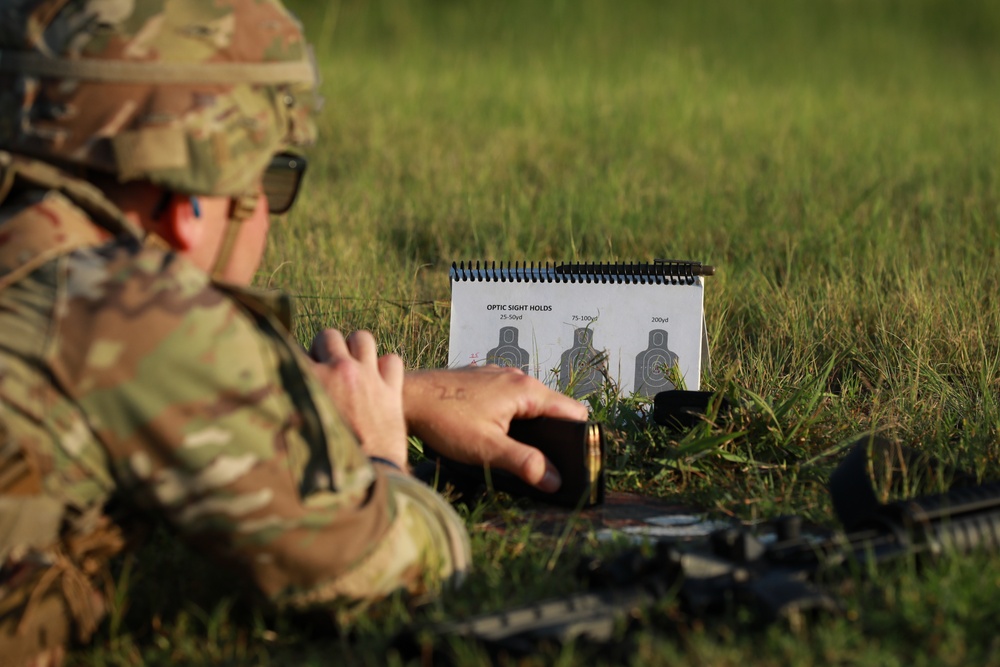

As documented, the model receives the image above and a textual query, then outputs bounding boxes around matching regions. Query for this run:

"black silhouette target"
[634,329,679,395]
[487,326,529,372]
[558,328,607,397]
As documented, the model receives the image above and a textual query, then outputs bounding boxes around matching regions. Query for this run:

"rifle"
[402,437,1000,657]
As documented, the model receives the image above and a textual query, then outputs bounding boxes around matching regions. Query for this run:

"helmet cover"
[0,0,319,196]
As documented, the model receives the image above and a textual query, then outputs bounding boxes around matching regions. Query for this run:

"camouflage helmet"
[0,0,319,197]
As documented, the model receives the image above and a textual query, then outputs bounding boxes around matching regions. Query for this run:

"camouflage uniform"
[0,2,470,664]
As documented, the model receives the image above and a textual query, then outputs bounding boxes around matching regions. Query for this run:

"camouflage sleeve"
[45,244,469,609]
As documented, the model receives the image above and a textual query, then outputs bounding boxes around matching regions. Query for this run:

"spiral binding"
[449,260,714,285]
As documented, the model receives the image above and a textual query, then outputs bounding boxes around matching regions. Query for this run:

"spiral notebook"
[448,260,713,398]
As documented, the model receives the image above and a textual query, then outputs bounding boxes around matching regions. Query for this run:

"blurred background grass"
[269,0,999,450]
[75,1,1000,664]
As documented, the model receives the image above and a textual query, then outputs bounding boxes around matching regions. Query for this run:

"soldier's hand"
[402,366,588,492]
[310,329,409,471]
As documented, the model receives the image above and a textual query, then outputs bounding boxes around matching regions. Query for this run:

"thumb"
[489,438,562,493]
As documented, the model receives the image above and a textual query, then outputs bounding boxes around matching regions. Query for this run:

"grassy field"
[74,0,1000,664]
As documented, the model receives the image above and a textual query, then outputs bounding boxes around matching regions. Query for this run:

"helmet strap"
[211,191,259,281]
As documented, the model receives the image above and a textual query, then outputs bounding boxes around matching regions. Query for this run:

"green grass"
[72,0,1000,664]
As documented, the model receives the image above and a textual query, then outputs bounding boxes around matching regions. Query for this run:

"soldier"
[0,1,587,664]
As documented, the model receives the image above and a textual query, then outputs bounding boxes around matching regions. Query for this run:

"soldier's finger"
[510,377,589,422]
[479,435,561,493]
[540,393,590,422]
[482,363,525,375]
[494,439,562,493]
[311,328,349,363]
[378,354,404,388]
[346,330,378,364]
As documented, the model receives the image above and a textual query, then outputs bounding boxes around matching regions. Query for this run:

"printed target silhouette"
[634,329,680,395]
[487,326,530,372]
[558,328,607,398]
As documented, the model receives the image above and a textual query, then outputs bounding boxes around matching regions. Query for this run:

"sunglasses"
[262,152,308,214]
